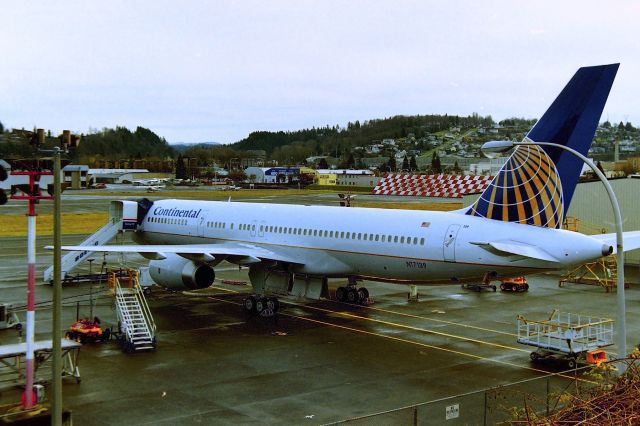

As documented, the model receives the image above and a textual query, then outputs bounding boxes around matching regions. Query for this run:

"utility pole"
[52,146,63,425]
[8,138,53,408]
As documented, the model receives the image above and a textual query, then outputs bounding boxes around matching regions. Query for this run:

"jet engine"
[148,253,215,290]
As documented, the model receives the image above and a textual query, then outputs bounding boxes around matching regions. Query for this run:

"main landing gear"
[335,285,370,305]
[243,295,280,317]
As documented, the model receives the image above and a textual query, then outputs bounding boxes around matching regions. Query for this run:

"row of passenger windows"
[148,216,187,226]
[147,216,425,246]
[239,223,425,246]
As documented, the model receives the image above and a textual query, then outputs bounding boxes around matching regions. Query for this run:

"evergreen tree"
[401,155,409,171]
[175,154,187,179]
[0,120,4,133]
[388,156,397,172]
[409,155,418,171]
[346,153,355,169]
[318,157,329,169]
[431,152,442,173]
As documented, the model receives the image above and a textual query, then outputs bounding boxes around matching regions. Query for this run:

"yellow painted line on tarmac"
[207,295,567,376]
[357,303,518,337]
[290,302,529,353]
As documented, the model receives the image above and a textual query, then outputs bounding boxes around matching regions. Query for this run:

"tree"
[387,156,397,172]
[0,120,4,133]
[453,160,462,174]
[409,155,418,172]
[401,155,409,171]
[175,154,187,179]
[346,153,355,169]
[317,157,329,169]
[431,152,442,173]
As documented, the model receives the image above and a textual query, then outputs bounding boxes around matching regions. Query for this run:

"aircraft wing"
[49,243,303,265]
[471,240,559,263]
[589,231,640,253]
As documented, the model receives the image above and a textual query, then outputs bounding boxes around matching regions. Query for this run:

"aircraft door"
[250,220,257,238]
[443,224,461,262]
[258,220,266,238]
[197,210,208,237]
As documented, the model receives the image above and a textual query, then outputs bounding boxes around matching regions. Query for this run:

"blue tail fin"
[466,64,619,228]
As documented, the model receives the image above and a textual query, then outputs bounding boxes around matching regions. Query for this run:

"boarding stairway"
[109,270,156,352]
[43,218,120,283]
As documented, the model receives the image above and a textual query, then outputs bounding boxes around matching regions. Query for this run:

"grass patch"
[355,201,462,211]
[73,188,335,200]
[0,213,108,237]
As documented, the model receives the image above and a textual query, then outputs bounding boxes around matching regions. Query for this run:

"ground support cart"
[517,310,613,369]
[461,283,496,292]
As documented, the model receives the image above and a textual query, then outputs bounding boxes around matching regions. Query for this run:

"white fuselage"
[136,199,609,285]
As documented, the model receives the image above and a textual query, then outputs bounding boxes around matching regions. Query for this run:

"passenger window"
[400,236,405,244]
[357,233,361,240]
[346,232,350,239]
[420,237,425,245]
[413,237,418,244]
[313,230,318,236]
[381,235,385,242]
[341,232,345,238]
[394,236,398,243]
[363,234,368,241]
[303,229,307,236]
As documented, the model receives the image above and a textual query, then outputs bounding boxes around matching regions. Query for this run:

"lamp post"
[481,140,627,363]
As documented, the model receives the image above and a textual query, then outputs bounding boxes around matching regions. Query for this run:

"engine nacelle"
[148,253,215,290]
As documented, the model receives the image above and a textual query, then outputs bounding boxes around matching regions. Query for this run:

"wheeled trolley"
[517,310,613,368]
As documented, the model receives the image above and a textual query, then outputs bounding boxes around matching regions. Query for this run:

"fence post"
[483,391,487,426]
[413,405,418,426]
[546,376,550,417]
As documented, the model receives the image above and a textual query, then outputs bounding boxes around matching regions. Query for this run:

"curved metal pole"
[515,141,626,363]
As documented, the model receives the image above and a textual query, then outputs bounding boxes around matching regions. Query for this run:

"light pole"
[481,140,627,363]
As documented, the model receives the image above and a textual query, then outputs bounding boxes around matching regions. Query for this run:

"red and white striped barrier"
[372,174,493,198]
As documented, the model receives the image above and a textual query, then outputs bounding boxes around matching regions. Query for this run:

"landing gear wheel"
[243,296,257,314]
[567,357,577,369]
[255,297,267,314]
[143,287,151,296]
[492,285,497,292]
[336,287,347,302]
[266,297,279,312]
[530,352,540,362]
[357,288,369,304]
[524,284,529,291]
[500,284,506,291]
[346,288,358,304]
[64,331,73,340]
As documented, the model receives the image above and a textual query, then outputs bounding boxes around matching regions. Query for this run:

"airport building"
[316,169,377,187]
[244,167,300,183]
[89,168,150,184]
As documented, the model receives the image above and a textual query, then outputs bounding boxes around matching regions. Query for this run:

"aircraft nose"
[602,244,613,256]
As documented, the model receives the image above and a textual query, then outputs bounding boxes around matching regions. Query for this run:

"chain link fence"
[325,364,608,425]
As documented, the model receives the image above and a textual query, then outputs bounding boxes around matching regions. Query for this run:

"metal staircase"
[109,270,156,352]
[43,219,120,283]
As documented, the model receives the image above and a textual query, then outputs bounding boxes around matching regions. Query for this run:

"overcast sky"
[1,1,638,144]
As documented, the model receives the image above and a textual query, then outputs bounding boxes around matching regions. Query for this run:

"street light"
[481,139,627,363]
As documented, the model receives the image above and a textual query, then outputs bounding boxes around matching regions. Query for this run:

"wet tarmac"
[1,192,639,424]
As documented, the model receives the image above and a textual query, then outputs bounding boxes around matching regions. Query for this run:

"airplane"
[56,64,640,314]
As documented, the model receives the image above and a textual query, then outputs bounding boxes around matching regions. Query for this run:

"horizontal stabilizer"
[589,231,640,253]
[471,240,559,263]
